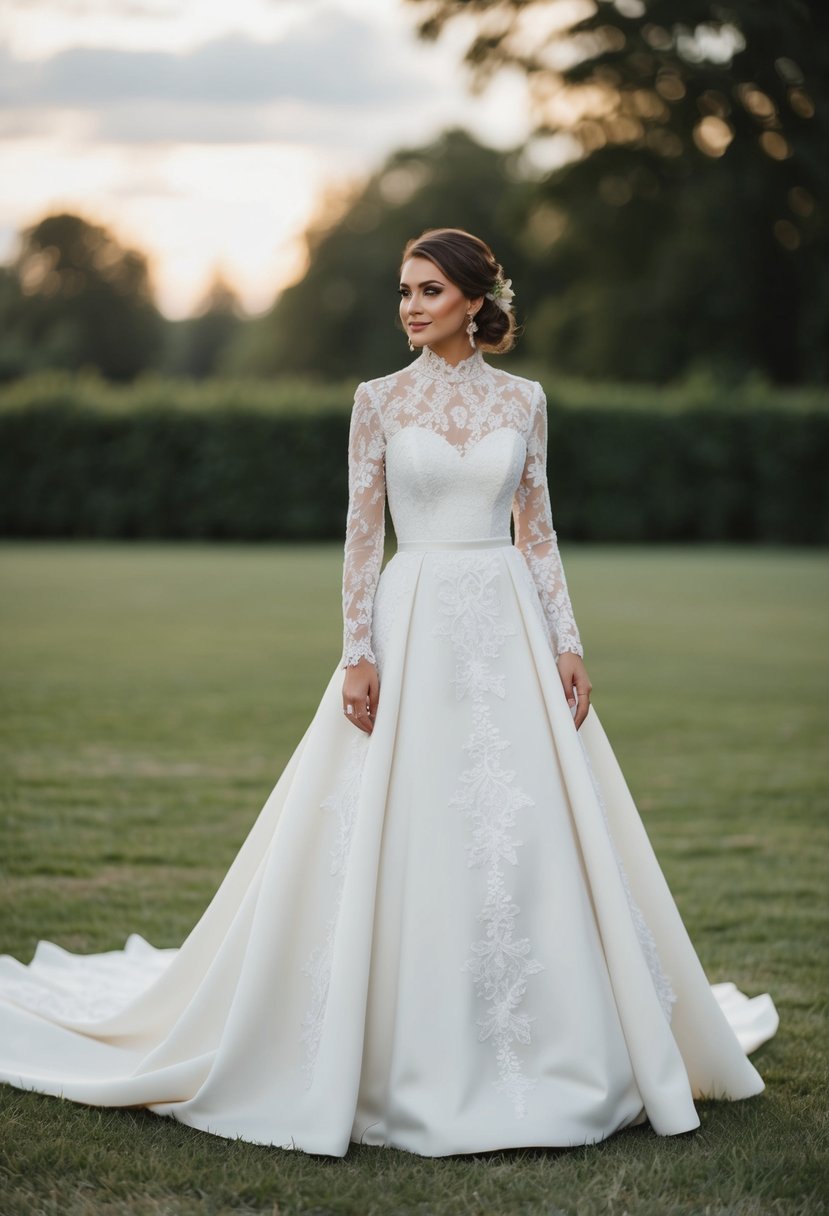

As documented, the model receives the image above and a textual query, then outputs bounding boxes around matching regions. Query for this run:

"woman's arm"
[341,381,386,668]
[513,382,583,659]
[337,384,384,729]
[340,382,385,733]
[513,382,592,726]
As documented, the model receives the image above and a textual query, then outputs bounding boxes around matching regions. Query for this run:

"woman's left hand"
[557,652,592,730]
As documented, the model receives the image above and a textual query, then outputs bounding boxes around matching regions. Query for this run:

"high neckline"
[414,344,487,383]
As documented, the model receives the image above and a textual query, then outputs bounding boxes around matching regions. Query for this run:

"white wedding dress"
[0,345,777,1158]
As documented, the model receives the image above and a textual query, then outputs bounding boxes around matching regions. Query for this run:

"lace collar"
[414,344,488,384]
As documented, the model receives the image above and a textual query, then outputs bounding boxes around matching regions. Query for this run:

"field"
[0,543,827,1216]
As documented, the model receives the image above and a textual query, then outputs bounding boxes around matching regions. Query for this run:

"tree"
[164,273,246,379]
[407,0,829,383]
[0,213,165,381]
[227,129,537,379]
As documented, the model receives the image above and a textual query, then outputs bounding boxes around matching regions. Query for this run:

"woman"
[0,228,777,1158]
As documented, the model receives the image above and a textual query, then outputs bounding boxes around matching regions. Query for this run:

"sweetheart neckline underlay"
[385,425,528,462]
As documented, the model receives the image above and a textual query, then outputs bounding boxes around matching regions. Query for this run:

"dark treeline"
[1,383,825,542]
[0,214,248,384]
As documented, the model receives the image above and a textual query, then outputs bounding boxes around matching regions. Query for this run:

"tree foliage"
[165,274,247,379]
[406,0,828,383]
[229,129,536,380]
[0,213,165,382]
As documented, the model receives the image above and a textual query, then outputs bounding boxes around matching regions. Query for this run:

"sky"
[0,0,540,318]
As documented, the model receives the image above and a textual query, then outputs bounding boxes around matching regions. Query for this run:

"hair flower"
[485,275,515,314]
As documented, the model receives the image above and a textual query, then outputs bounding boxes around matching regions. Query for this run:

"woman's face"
[398,255,475,351]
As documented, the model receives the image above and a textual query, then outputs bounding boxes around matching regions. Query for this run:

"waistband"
[396,535,513,553]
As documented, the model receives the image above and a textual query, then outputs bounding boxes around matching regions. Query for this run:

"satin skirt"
[0,540,778,1157]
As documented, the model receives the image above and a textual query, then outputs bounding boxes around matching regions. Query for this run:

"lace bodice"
[341,345,583,667]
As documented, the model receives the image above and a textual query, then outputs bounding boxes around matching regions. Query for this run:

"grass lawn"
[0,542,826,1216]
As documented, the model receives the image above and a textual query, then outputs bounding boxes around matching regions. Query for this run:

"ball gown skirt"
[0,535,777,1158]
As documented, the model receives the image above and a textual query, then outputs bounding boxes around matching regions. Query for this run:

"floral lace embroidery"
[512,385,583,659]
[300,733,369,1082]
[415,345,489,384]
[341,355,584,669]
[370,553,420,676]
[379,348,534,460]
[341,382,386,668]
[432,552,543,1118]
[0,936,174,1024]
[578,735,677,1020]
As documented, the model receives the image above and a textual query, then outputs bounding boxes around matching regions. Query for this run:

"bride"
[0,227,777,1158]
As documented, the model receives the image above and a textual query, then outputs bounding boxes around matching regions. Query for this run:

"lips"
[409,323,429,331]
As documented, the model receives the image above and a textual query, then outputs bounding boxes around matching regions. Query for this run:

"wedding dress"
[0,345,778,1158]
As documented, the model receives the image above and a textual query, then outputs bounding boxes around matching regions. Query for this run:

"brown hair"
[400,227,517,354]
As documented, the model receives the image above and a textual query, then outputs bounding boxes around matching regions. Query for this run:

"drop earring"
[408,336,415,352]
[466,314,478,349]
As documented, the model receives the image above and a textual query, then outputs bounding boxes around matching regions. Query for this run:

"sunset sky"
[0,0,542,318]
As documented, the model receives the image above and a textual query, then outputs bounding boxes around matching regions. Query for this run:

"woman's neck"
[425,333,478,367]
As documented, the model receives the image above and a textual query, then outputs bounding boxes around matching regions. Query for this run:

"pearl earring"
[466,314,478,349]
[408,337,415,351]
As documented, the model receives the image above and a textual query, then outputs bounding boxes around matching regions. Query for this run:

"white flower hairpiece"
[485,275,514,314]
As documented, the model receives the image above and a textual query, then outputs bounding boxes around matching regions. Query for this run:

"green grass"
[0,542,827,1216]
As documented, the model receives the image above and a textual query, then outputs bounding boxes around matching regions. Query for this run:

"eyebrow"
[398,278,444,288]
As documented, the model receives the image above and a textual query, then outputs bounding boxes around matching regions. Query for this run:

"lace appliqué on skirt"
[578,736,677,1020]
[0,935,174,1024]
[300,733,369,1082]
[371,553,421,677]
[432,552,543,1118]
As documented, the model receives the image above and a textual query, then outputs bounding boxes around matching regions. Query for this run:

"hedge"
[1,374,827,543]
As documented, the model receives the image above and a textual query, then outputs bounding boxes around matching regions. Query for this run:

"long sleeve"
[512,383,584,658]
[341,381,386,668]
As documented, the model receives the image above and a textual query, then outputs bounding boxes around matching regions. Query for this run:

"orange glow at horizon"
[0,0,537,318]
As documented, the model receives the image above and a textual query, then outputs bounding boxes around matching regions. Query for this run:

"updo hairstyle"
[400,227,517,355]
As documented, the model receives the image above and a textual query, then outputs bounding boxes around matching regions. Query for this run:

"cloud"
[3,0,185,16]
[89,100,380,148]
[0,7,451,153]
[0,1,533,315]
[0,0,305,59]
[0,14,422,111]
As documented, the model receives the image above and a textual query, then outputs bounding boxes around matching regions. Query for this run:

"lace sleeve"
[512,383,584,659]
[341,381,386,668]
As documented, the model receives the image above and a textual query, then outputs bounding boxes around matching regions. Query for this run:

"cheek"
[430,293,458,320]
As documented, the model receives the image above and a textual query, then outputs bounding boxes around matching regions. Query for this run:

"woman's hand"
[342,657,380,735]
[557,651,592,730]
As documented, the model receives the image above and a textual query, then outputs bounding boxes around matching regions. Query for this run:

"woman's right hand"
[342,657,380,734]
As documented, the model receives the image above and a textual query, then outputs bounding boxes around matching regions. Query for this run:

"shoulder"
[485,363,546,422]
[361,360,417,393]
[352,364,410,409]
[486,362,544,400]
